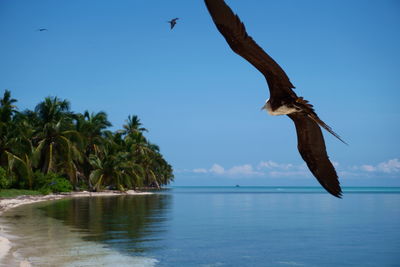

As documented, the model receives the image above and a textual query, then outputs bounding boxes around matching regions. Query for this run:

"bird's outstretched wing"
[288,112,342,198]
[168,18,179,29]
[204,0,295,99]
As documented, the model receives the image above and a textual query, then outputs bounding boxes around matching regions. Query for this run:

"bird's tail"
[308,114,347,145]
[295,97,347,145]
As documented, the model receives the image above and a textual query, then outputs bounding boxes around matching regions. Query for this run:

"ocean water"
[1,186,400,266]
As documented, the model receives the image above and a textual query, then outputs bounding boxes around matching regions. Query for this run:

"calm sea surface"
[1,186,400,266]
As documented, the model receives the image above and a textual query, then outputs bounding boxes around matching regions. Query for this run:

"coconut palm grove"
[0,90,174,193]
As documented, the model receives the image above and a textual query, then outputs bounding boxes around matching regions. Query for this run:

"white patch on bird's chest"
[263,101,298,116]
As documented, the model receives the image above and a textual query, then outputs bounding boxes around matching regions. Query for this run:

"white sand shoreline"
[0,190,152,266]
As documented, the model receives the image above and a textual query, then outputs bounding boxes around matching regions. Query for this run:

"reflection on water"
[41,194,172,255]
[1,188,399,266]
[0,194,171,266]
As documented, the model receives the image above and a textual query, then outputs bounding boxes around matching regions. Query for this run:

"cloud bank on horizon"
[179,158,400,180]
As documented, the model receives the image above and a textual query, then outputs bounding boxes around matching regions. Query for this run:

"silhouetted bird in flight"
[37,28,48,31]
[204,0,346,198]
[167,18,179,30]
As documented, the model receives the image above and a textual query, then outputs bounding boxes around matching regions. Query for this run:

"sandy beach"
[0,190,152,266]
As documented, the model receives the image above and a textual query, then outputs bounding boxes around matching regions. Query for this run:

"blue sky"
[1,0,399,187]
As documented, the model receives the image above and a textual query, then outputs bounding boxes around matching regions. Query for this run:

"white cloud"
[191,161,308,178]
[269,170,310,178]
[210,163,262,177]
[357,159,400,174]
[257,160,309,177]
[360,165,376,172]
[377,158,400,173]
[190,163,263,177]
[185,158,400,179]
[210,164,225,175]
[192,168,208,173]
[258,160,294,170]
[226,164,262,176]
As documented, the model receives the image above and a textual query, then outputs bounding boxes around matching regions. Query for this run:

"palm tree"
[0,90,18,167]
[76,111,111,154]
[4,114,37,188]
[122,116,174,188]
[34,121,82,179]
[125,132,162,188]
[75,111,111,183]
[0,90,17,123]
[34,96,72,124]
[121,115,147,136]
[149,153,174,187]
[6,151,34,189]
[89,136,144,191]
[33,97,82,186]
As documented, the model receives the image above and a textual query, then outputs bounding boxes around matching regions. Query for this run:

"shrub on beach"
[0,167,11,189]
[33,172,73,194]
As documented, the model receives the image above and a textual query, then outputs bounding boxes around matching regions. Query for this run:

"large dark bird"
[37,28,48,31]
[204,0,345,198]
[167,18,179,30]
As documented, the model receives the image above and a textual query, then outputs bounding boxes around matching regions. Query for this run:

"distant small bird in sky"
[167,18,179,30]
[37,28,48,32]
[204,0,346,198]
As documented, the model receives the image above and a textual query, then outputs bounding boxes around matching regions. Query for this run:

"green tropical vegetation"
[0,189,42,198]
[0,90,174,193]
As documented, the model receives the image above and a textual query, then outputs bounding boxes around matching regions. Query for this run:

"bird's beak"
[260,103,267,111]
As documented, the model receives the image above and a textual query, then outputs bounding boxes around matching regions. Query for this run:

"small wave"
[277,261,304,266]
[0,236,11,260]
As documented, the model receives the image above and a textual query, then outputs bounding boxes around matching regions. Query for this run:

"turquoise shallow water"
[1,186,400,266]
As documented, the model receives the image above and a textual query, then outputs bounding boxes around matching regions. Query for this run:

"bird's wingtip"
[331,189,343,198]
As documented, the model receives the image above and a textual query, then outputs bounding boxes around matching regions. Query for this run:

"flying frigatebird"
[204,0,346,198]
[167,18,179,30]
